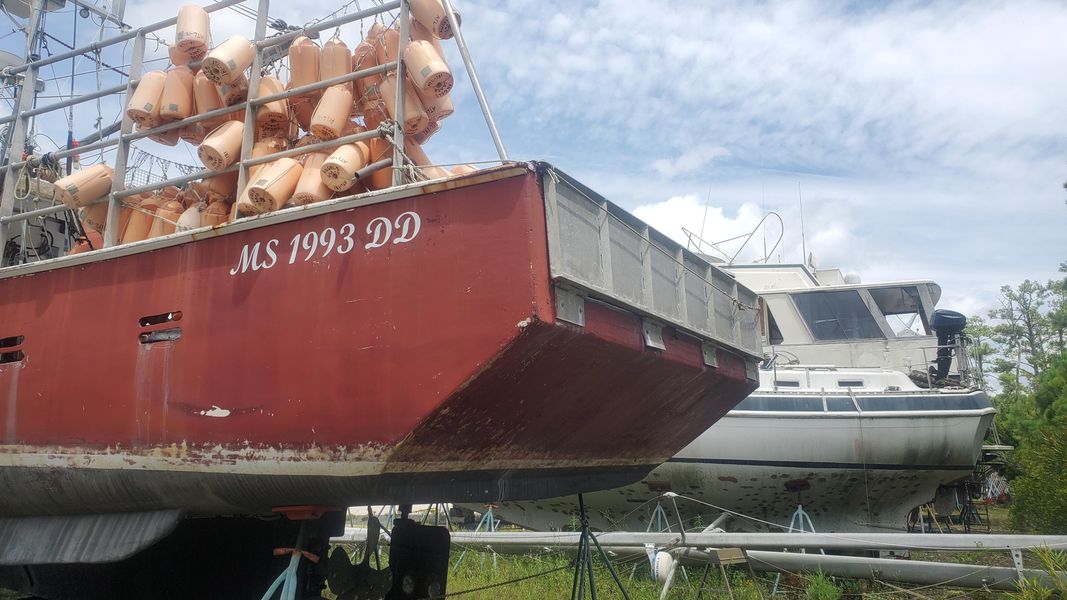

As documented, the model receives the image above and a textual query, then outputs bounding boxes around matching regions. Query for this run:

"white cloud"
[651,145,729,177]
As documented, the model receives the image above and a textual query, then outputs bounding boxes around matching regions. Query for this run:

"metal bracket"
[642,319,666,351]
[555,286,585,327]
[1011,548,1024,578]
[745,360,759,381]
[701,343,718,368]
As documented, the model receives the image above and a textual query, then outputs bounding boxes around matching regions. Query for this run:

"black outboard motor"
[931,309,967,381]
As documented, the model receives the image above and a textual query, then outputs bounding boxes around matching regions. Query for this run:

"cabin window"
[774,380,800,388]
[837,379,865,388]
[792,290,885,341]
[826,397,858,412]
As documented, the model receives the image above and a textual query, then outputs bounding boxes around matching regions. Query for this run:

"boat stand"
[451,504,499,572]
[570,494,631,600]
[261,506,335,600]
[771,502,820,595]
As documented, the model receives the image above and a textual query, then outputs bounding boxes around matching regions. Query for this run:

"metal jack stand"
[771,501,823,595]
[261,506,337,600]
[570,494,631,600]
[451,504,498,572]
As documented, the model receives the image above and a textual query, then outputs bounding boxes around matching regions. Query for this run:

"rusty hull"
[0,167,756,517]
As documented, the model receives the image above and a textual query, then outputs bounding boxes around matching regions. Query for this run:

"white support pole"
[232,0,272,221]
[103,32,145,247]
[391,0,410,187]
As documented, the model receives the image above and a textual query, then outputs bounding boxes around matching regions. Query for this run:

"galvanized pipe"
[103,31,145,247]
[391,0,409,187]
[441,0,508,161]
[244,130,384,168]
[232,0,271,221]
[340,530,1067,552]
[0,83,128,125]
[743,549,1047,592]
[0,201,86,224]
[0,0,47,231]
[115,165,239,200]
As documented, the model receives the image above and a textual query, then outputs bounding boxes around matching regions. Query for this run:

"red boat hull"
[0,166,756,516]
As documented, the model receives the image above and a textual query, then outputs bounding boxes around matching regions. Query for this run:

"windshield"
[792,290,885,341]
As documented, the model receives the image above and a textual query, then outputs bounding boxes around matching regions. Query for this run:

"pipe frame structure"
[0,0,507,264]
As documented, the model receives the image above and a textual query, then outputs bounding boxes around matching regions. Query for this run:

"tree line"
[966,261,1067,532]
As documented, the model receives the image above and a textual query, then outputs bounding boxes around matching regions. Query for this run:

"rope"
[431,564,571,598]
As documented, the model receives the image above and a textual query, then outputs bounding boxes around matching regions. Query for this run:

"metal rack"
[0,0,508,265]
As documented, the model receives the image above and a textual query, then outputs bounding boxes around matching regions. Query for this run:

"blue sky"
[3,0,1065,316]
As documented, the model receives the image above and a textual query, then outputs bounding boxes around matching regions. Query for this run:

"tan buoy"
[126,70,166,128]
[412,120,440,144]
[184,180,210,204]
[309,85,353,140]
[410,0,460,40]
[54,163,114,208]
[175,5,210,61]
[256,75,289,130]
[121,194,161,244]
[374,27,400,65]
[193,70,227,127]
[159,66,195,122]
[364,137,394,191]
[379,75,428,134]
[451,164,478,175]
[147,199,185,239]
[320,143,369,192]
[414,85,454,122]
[201,35,255,85]
[290,87,316,131]
[198,120,244,171]
[243,158,302,213]
[289,36,320,130]
[292,151,333,205]
[79,202,111,234]
[352,42,381,102]
[362,99,388,129]
[410,19,445,60]
[219,73,249,106]
[169,44,191,67]
[321,37,353,92]
[176,204,203,231]
[204,170,239,203]
[289,35,320,88]
[405,40,452,97]
[403,137,431,166]
[147,124,181,146]
[421,165,451,180]
[235,138,286,208]
[68,228,104,256]
[180,121,209,145]
[202,201,230,226]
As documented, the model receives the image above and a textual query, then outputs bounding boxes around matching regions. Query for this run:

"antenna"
[797,181,807,267]
[697,185,711,253]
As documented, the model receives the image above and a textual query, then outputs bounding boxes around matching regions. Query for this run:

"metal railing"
[0,0,508,265]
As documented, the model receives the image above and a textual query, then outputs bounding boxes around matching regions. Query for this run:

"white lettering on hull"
[229,211,422,276]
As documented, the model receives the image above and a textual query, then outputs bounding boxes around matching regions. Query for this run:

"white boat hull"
[486,393,994,533]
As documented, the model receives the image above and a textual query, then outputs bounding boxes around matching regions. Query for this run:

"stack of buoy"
[72,0,480,255]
